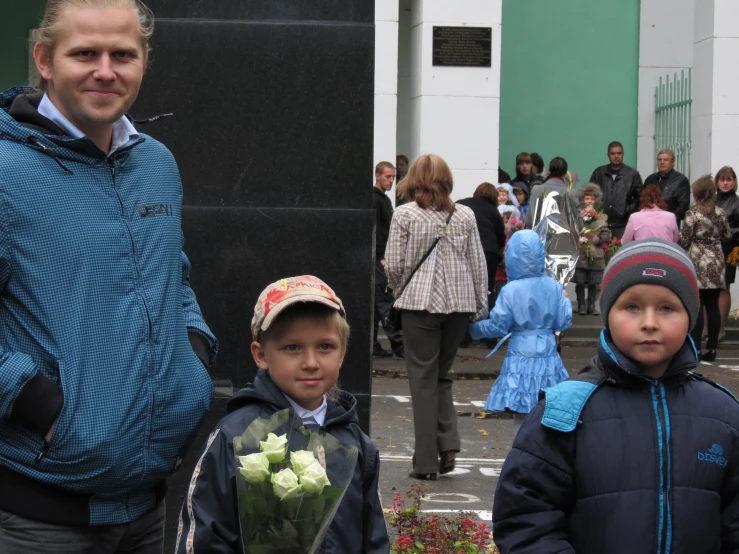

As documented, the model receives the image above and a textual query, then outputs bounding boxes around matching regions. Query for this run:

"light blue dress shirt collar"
[37,93,140,155]
[283,393,328,427]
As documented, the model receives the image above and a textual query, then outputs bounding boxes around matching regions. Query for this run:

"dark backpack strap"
[396,207,455,297]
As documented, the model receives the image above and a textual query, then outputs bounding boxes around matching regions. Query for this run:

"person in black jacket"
[492,238,739,554]
[588,141,643,238]
[175,276,389,554]
[715,166,739,340]
[373,161,404,357]
[644,148,691,226]
[457,182,507,310]
[509,152,536,191]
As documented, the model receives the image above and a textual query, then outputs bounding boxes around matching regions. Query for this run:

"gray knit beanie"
[600,238,699,329]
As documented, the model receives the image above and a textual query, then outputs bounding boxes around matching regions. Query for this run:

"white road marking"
[422,509,493,520]
[380,455,505,464]
[422,493,480,504]
[372,394,489,407]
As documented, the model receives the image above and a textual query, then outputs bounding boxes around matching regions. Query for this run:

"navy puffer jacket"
[493,332,739,553]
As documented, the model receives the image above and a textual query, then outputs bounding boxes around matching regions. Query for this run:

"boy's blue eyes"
[282,344,335,351]
[624,304,675,313]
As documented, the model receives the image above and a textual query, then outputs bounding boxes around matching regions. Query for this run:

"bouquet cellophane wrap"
[233,408,359,553]
[531,190,581,286]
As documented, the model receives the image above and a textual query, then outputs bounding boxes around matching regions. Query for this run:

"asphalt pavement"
[371,341,739,529]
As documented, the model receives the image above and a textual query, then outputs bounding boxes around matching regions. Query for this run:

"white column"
[692,0,739,177]
[374,1,399,174]
[407,0,502,200]
[637,0,693,178]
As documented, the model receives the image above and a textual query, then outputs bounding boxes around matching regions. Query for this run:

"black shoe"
[483,338,499,349]
[373,347,392,358]
[393,349,405,360]
[702,350,717,362]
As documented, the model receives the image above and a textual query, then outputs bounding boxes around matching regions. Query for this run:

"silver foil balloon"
[532,191,581,287]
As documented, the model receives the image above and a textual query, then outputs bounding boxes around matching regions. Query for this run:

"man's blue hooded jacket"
[0,88,217,525]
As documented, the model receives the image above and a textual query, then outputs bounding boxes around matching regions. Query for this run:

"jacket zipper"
[108,157,155,486]
[652,381,672,554]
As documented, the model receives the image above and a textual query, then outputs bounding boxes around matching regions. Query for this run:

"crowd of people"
[376,150,739,552]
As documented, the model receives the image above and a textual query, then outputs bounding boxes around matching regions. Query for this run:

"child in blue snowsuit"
[469,229,572,436]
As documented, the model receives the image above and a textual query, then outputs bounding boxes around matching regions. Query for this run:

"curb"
[372,368,501,380]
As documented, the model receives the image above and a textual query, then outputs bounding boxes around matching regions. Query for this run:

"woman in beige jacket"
[385,154,488,480]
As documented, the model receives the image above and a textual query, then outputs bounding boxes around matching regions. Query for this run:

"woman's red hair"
[639,184,667,210]
[396,154,454,212]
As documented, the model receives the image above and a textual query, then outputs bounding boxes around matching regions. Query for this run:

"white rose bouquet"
[233,409,359,553]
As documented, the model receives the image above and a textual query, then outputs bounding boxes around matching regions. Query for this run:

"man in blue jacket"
[493,239,739,553]
[0,1,216,551]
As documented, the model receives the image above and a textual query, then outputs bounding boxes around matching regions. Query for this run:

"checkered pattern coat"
[385,202,488,320]
[0,88,216,525]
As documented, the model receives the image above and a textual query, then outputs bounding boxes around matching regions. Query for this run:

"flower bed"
[388,484,499,553]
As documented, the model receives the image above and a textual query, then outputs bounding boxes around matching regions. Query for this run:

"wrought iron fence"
[654,69,692,178]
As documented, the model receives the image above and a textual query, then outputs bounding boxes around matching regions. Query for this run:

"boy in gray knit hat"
[491,238,739,553]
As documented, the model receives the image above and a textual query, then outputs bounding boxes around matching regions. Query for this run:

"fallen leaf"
[375,436,385,440]
[478,429,489,437]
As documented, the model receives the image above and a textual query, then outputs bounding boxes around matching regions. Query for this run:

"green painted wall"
[499,0,640,185]
[0,1,46,91]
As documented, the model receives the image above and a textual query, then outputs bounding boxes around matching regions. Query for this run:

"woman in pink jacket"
[621,184,680,243]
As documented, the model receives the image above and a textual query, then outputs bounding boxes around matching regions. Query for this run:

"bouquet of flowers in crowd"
[602,238,623,266]
[579,208,607,266]
[234,409,358,553]
[389,484,498,553]
[508,217,525,235]
[727,246,739,267]
[580,207,598,225]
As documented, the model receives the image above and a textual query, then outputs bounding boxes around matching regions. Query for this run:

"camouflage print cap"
[251,276,346,340]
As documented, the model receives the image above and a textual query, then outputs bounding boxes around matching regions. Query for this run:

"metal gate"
[654,69,692,178]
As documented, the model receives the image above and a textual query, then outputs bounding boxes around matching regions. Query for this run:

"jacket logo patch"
[643,268,667,278]
[697,443,728,467]
[137,204,173,218]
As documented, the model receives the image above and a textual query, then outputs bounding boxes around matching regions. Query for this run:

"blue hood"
[505,230,545,280]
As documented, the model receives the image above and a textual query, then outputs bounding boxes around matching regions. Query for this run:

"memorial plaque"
[432,26,492,67]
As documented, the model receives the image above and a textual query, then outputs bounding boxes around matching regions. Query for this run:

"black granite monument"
[132,1,375,548]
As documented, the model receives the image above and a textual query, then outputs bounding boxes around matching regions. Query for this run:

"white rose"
[290,450,317,476]
[238,452,271,483]
[260,433,288,463]
[271,468,302,501]
[299,461,331,494]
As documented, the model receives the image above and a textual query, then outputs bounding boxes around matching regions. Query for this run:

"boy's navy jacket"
[493,332,739,554]
[0,88,217,525]
[175,370,390,554]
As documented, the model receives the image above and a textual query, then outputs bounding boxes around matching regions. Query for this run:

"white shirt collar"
[283,394,328,427]
[37,93,140,155]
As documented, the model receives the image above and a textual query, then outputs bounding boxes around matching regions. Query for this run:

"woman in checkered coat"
[385,154,488,481]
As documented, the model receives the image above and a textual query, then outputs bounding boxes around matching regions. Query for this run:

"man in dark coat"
[372,161,404,357]
[589,141,643,238]
[644,148,691,226]
[457,183,506,308]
